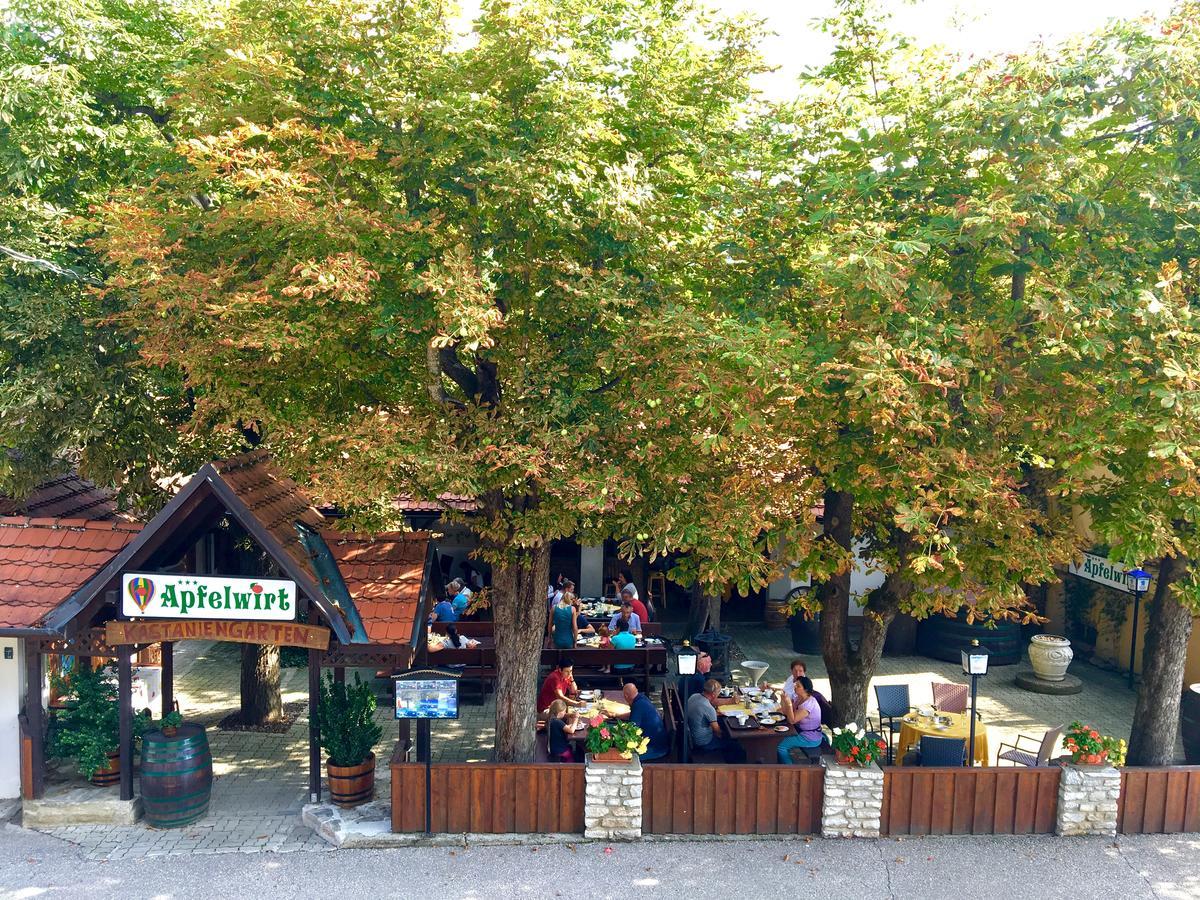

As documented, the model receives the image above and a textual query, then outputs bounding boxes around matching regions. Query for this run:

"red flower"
[589,716,603,728]
[876,741,886,750]
[599,727,610,739]
[850,746,859,755]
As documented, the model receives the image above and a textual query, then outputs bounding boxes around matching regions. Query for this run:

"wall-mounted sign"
[106,619,329,650]
[1068,553,1132,593]
[121,573,297,621]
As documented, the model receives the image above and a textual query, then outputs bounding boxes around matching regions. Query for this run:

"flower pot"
[1028,634,1073,682]
[591,749,631,762]
[835,751,855,766]
[90,750,121,786]
[327,753,375,808]
[162,726,178,738]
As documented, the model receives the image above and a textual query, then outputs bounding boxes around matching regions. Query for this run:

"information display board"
[394,678,459,720]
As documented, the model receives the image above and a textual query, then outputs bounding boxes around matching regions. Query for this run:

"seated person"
[448,579,471,617]
[547,591,579,649]
[622,587,650,625]
[537,659,582,713]
[607,600,642,635]
[623,683,669,761]
[610,617,637,673]
[776,675,824,764]
[573,598,596,635]
[686,678,745,762]
[546,699,577,762]
[429,595,458,624]
[595,624,613,648]
[784,658,835,724]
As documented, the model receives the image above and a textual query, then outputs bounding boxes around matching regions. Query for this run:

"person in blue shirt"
[608,600,642,635]
[610,617,637,673]
[622,682,668,760]
[429,596,458,624]
[448,579,471,617]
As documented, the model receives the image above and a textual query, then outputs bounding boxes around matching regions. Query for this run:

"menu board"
[394,678,459,720]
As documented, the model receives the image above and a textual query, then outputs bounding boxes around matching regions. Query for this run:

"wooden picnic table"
[565,690,631,744]
[714,687,794,765]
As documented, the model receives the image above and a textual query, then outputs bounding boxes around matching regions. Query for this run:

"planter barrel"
[1183,684,1200,765]
[328,753,375,807]
[90,750,121,787]
[140,723,213,828]
[764,597,788,630]
[917,611,1023,666]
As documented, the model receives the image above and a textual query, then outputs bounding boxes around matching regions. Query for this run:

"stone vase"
[1029,634,1074,682]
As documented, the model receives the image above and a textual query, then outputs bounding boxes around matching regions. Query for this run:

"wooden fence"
[642,765,824,835]
[390,761,585,834]
[881,766,1060,836]
[1118,767,1200,834]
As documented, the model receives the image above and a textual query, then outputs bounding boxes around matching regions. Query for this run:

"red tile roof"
[0,474,131,521]
[324,531,430,644]
[0,517,142,629]
[210,451,326,575]
[393,494,479,513]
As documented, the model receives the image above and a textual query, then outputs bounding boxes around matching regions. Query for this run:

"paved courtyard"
[23,622,1177,860]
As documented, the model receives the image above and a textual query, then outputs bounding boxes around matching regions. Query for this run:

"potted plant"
[1063,721,1127,766]
[1028,634,1074,682]
[160,710,184,738]
[585,716,648,761]
[314,673,383,807]
[49,663,150,783]
[830,724,887,767]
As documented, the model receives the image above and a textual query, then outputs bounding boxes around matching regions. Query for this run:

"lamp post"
[961,639,990,767]
[676,640,698,677]
[1126,567,1151,690]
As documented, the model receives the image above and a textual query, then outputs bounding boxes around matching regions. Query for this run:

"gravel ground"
[2,823,1200,899]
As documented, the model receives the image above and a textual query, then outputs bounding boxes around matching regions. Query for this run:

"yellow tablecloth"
[896,712,989,765]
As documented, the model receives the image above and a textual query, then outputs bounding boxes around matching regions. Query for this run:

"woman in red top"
[537,659,581,713]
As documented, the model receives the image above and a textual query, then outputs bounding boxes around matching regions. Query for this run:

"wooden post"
[118,651,133,801]
[161,641,174,717]
[24,645,45,799]
[308,648,321,802]
[333,666,345,685]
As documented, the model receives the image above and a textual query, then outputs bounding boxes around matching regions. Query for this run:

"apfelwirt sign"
[1068,553,1133,593]
[106,619,329,650]
[121,573,297,621]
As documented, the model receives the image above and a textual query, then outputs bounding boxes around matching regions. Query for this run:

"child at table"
[596,624,613,648]
[547,699,576,762]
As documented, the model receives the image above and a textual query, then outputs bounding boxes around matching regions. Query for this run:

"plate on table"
[718,688,735,698]
[902,715,918,724]
[774,725,791,733]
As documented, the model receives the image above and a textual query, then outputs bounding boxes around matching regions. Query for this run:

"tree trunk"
[490,541,551,762]
[1128,554,1192,766]
[239,643,283,725]
[685,581,721,638]
[818,489,856,725]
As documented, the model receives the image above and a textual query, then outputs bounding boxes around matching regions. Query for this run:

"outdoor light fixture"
[676,640,698,676]
[961,639,989,767]
[1126,567,1152,689]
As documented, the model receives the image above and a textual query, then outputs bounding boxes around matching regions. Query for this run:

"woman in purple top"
[776,675,824,764]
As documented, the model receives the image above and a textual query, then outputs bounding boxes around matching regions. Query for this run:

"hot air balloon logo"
[127,576,155,613]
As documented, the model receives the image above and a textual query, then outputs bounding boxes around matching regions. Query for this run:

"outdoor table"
[715,687,790,765]
[896,711,989,765]
[566,690,632,744]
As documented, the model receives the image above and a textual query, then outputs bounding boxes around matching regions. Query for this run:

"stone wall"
[820,759,884,838]
[584,755,642,841]
[1056,764,1121,836]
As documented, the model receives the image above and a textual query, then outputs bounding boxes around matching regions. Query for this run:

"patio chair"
[871,684,913,765]
[917,735,967,767]
[931,682,969,714]
[997,725,1064,767]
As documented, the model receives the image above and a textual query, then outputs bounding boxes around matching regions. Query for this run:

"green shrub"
[314,673,382,767]
[49,664,150,779]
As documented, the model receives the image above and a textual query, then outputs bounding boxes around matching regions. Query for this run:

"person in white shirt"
[611,568,638,601]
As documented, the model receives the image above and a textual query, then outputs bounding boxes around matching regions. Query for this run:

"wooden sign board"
[105,619,331,651]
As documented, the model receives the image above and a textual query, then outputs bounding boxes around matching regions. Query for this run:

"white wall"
[766,539,885,614]
[0,637,23,799]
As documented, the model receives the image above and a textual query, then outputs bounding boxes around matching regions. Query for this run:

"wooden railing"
[881,766,1060,836]
[1118,767,1200,834]
[390,759,585,834]
[642,765,823,835]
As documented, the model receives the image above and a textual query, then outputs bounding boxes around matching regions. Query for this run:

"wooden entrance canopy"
[1,452,436,803]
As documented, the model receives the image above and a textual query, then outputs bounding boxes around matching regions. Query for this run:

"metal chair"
[931,682,969,714]
[997,725,1064,767]
[872,684,913,764]
[918,735,967,767]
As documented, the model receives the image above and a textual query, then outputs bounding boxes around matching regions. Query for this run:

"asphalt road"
[2,824,1199,899]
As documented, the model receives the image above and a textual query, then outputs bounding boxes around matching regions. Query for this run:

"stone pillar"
[821,759,883,838]
[1056,764,1121,836]
[584,755,642,840]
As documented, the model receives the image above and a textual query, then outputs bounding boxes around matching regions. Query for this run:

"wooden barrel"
[140,724,213,828]
[327,753,375,807]
[90,751,120,786]
[764,597,788,629]
[1183,684,1200,765]
[916,611,1023,666]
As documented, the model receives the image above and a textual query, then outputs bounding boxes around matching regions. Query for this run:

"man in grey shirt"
[685,678,744,761]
